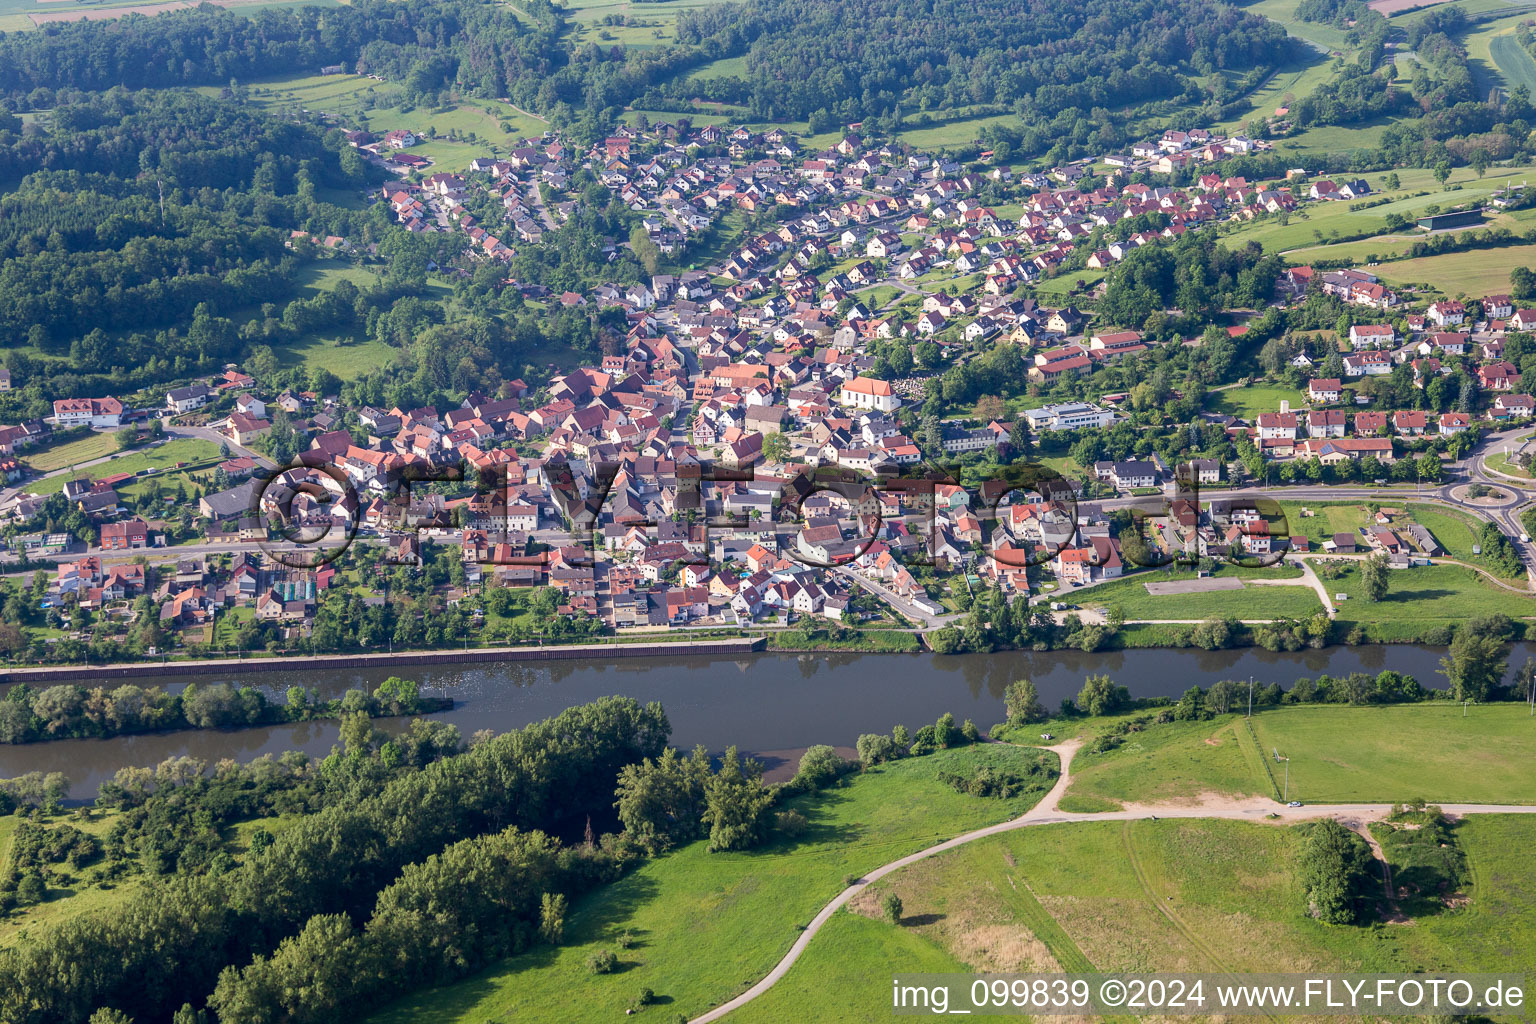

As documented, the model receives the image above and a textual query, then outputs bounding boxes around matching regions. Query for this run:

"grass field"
[1031,268,1103,299]
[1485,447,1532,478]
[20,432,118,474]
[1489,30,1536,92]
[722,910,970,1024]
[895,112,1021,150]
[1374,243,1536,297]
[688,54,748,82]
[1251,703,1536,803]
[1082,573,1323,621]
[1279,500,1376,547]
[734,811,1536,1021]
[260,262,429,379]
[1329,563,1536,629]
[0,0,338,30]
[1061,715,1268,809]
[26,438,221,496]
[1277,119,1391,157]
[0,810,142,948]
[1222,201,1395,254]
[1244,0,1358,50]
[1206,383,1306,419]
[1219,51,1337,131]
[223,73,551,172]
[370,743,1060,1024]
[1065,702,1536,808]
[1226,160,1536,255]
[1281,229,1433,263]
[1405,503,1521,577]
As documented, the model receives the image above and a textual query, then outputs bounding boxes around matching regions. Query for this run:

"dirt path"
[687,743,1536,1024]
[1283,558,1337,618]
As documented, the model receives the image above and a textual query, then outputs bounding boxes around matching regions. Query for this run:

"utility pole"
[1247,674,1254,717]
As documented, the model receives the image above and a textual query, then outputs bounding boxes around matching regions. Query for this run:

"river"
[1,643,1523,794]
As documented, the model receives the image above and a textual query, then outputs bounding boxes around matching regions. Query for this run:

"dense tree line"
[671,0,1291,135]
[0,676,438,744]
[0,0,541,99]
[0,696,670,1023]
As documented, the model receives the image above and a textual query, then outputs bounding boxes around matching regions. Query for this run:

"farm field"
[1489,30,1536,91]
[7,0,338,28]
[1464,13,1536,94]
[369,744,1060,1024]
[1374,243,1536,296]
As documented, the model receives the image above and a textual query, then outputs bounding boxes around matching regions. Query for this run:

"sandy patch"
[1143,577,1245,596]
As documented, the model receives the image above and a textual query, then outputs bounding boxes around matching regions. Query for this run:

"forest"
[0,89,387,418]
[0,0,715,132]
[669,0,1293,128]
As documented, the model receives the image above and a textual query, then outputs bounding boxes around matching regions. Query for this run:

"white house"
[837,376,900,413]
[52,397,123,428]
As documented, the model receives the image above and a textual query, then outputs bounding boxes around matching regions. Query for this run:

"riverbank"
[0,636,768,685]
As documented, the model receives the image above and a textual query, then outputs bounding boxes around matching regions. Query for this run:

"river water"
[2,643,1524,794]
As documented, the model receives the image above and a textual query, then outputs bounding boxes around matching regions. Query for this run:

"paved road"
[831,565,955,630]
[688,739,1536,1024]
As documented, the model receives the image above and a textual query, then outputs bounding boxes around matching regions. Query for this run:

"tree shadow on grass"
[748,783,869,856]
[1386,588,1452,604]
[368,873,665,1019]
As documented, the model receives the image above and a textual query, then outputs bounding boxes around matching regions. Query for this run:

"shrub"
[792,745,847,790]
[855,733,895,765]
[882,892,903,925]
[775,810,808,837]
[586,949,618,975]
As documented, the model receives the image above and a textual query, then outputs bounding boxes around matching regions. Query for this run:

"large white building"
[1023,402,1114,432]
[837,376,900,413]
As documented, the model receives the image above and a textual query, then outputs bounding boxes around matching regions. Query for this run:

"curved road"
[688,739,1536,1024]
